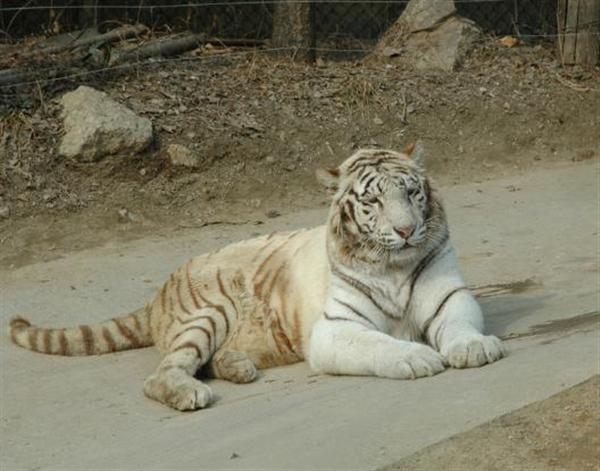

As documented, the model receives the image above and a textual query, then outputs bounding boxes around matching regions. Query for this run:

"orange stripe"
[252,233,301,295]
[102,327,117,352]
[179,315,216,348]
[43,329,52,353]
[170,325,212,351]
[28,329,38,351]
[159,283,167,314]
[176,276,191,315]
[292,309,302,352]
[132,312,142,334]
[186,262,201,309]
[258,261,286,300]
[168,276,175,312]
[113,318,141,348]
[251,237,278,263]
[197,289,230,335]
[59,330,69,355]
[185,263,229,334]
[216,269,236,312]
[172,341,203,358]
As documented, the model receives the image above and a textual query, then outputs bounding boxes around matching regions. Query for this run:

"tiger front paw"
[377,343,446,379]
[442,334,505,369]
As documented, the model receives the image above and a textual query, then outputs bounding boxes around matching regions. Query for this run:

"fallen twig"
[108,33,206,66]
[555,74,591,92]
[400,87,408,124]
[16,24,148,59]
[177,219,263,229]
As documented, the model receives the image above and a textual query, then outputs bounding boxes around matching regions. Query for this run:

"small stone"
[373,117,384,125]
[382,47,404,58]
[117,208,141,223]
[265,209,281,218]
[165,144,203,168]
[572,149,595,162]
[161,124,177,133]
[499,36,520,48]
[139,168,147,176]
[0,206,10,219]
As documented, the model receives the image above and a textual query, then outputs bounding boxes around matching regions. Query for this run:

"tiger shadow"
[471,279,549,338]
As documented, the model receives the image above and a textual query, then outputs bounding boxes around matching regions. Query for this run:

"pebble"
[0,206,10,219]
[265,209,281,218]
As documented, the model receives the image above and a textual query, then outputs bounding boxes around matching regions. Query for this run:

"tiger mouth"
[379,241,415,251]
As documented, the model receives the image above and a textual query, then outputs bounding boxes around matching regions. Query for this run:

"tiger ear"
[316,167,340,194]
[403,141,425,167]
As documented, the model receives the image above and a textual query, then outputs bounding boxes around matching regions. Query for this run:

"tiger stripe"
[216,270,237,314]
[424,287,468,347]
[332,266,393,318]
[28,329,38,351]
[185,262,201,309]
[80,325,94,355]
[332,296,378,329]
[59,330,69,355]
[403,232,450,314]
[113,318,141,348]
[43,329,52,353]
[170,325,212,352]
[252,231,301,285]
[175,276,192,316]
[102,327,117,352]
[196,288,230,336]
[172,341,203,358]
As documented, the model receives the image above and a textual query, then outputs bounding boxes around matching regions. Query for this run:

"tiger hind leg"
[205,349,258,384]
[143,344,213,411]
[143,311,219,411]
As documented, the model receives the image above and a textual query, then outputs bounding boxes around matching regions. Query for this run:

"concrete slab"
[1,161,598,470]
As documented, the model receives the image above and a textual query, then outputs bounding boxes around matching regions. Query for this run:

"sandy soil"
[383,375,600,471]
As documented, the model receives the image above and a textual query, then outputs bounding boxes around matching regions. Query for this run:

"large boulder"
[401,0,456,33]
[58,86,153,161]
[374,0,481,71]
[405,16,481,71]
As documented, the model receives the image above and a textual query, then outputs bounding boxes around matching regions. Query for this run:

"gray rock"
[401,0,456,33]
[58,86,153,161]
[0,205,9,219]
[404,16,481,71]
[165,144,203,168]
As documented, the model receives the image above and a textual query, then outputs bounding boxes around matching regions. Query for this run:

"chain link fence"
[0,0,559,44]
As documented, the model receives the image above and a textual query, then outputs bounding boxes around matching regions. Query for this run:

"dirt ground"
[383,375,600,471]
[1,38,599,269]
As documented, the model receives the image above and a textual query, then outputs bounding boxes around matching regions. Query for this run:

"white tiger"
[10,142,505,410]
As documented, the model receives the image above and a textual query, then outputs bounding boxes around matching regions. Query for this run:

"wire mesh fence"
[0,0,559,44]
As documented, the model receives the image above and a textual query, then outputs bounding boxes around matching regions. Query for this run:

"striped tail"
[9,307,154,356]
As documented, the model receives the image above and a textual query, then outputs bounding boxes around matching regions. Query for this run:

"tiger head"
[318,142,447,266]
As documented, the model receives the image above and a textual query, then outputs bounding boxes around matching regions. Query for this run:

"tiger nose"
[394,226,414,240]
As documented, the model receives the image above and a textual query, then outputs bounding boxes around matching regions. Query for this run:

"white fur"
[309,243,505,377]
